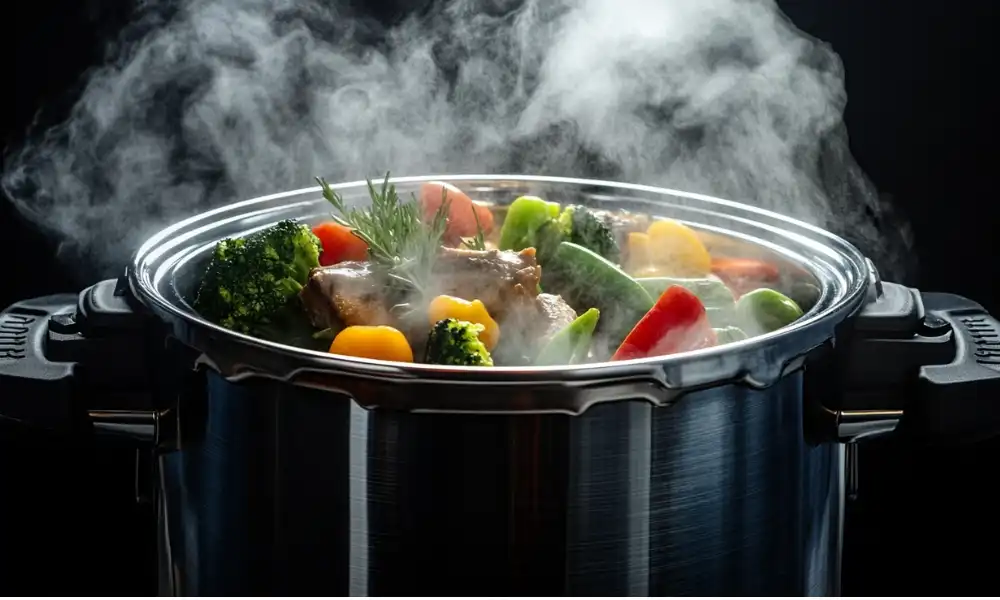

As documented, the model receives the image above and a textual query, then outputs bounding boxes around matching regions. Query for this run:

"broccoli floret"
[560,205,620,263]
[193,219,322,334]
[424,318,494,366]
[533,218,568,263]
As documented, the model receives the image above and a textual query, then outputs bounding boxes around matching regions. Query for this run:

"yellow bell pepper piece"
[645,219,712,278]
[626,231,652,272]
[328,325,414,363]
[427,295,500,350]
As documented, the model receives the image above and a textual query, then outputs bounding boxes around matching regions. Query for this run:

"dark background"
[2,0,998,595]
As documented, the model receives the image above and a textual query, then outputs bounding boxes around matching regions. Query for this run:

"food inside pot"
[191,174,815,366]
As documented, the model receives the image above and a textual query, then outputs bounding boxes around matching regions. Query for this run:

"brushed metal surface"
[156,370,843,596]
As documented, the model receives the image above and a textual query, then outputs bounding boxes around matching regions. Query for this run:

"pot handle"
[904,291,1000,440]
[0,278,166,445]
[836,281,1000,443]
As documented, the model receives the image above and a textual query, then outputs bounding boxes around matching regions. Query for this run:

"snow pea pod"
[545,242,654,349]
[548,242,654,315]
[535,308,601,365]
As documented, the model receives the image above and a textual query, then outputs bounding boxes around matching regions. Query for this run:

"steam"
[2,0,913,284]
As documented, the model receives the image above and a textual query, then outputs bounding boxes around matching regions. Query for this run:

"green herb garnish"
[315,172,451,296]
[462,205,487,251]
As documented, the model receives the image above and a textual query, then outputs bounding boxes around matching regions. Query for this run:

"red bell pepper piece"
[711,257,780,297]
[312,221,370,266]
[612,285,717,361]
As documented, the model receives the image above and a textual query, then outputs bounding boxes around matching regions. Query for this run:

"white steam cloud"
[2,0,913,283]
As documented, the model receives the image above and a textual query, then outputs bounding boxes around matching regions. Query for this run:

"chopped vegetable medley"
[194,173,810,366]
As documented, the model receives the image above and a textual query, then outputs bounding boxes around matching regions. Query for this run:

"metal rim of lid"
[125,174,872,396]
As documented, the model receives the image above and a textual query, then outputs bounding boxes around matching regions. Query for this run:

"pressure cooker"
[1,175,998,596]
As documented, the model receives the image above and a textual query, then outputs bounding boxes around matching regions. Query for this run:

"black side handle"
[841,282,1000,444]
[0,293,79,428]
[0,279,163,441]
[907,292,1000,443]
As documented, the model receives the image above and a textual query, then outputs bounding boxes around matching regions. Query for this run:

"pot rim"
[128,174,872,398]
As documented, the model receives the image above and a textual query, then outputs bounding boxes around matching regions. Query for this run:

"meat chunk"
[532,293,579,341]
[299,262,393,330]
[494,293,578,364]
[430,247,541,318]
[300,247,542,341]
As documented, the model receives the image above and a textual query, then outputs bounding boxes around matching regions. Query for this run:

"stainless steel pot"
[2,175,998,596]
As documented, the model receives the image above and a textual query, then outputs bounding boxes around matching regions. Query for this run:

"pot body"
[155,368,844,596]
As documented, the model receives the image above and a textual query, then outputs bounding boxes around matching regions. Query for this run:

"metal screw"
[920,314,950,337]
[48,312,79,334]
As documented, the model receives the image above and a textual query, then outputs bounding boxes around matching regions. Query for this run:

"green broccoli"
[424,318,494,366]
[193,219,322,334]
[532,219,566,264]
[559,205,620,263]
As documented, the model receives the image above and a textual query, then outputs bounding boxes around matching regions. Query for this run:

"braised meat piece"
[301,247,542,339]
[532,293,579,340]
[430,247,541,318]
[494,292,578,364]
[299,261,394,330]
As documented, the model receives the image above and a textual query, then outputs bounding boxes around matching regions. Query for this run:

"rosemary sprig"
[317,173,413,267]
[462,206,487,251]
[315,172,451,295]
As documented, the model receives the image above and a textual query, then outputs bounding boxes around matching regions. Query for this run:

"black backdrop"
[2,0,998,595]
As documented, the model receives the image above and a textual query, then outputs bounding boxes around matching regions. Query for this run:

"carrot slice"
[420,181,494,238]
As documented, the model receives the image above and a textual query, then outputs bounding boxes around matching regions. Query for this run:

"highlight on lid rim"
[127,174,872,382]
